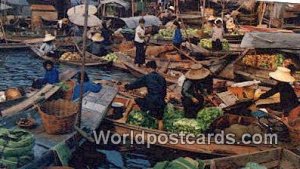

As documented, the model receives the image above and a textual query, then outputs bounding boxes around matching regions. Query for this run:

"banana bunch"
[60,52,82,61]
[0,128,35,169]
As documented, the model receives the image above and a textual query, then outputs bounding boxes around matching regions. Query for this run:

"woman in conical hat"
[181,64,213,118]
[88,33,107,56]
[258,67,299,118]
[39,34,58,58]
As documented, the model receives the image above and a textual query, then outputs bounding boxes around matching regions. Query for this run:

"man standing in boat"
[134,18,147,67]
[125,61,167,130]
[181,64,213,118]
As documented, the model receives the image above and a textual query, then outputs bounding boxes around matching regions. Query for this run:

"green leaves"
[127,110,158,129]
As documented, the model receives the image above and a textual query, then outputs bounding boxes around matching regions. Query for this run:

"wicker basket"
[38,100,78,134]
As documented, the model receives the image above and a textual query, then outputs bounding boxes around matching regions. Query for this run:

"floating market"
[0,0,300,168]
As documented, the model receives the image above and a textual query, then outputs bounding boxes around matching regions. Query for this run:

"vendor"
[181,64,213,118]
[39,34,59,58]
[72,71,102,100]
[88,33,107,56]
[32,61,59,89]
[202,16,215,34]
[134,18,147,67]
[57,18,70,34]
[211,18,224,51]
[172,21,183,48]
[125,61,167,130]
[101,21,113,46]
[160,6,176,25]
[258,67,299,117]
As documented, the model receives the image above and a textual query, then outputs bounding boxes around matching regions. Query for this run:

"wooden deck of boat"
[0,85,117,169]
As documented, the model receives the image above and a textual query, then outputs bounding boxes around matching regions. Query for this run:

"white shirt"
[39,42,56,55]
[212,26,224,41]
[134,25,145,43]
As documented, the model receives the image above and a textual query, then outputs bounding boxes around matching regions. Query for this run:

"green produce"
[197,107,223,131]
[241,162,267,169]
[153,157,205,169]
[155,29,199,40]
[171,118,205,135]
[103,53,118,62]
[163,104,184,132]
[127,110,158,129]
[276,54,285,67]
[199,38,230,51]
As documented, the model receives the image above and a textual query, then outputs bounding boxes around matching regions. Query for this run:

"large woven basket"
[38,99,78,135]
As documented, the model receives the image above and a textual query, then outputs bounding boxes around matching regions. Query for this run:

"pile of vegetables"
[163,104,223,135]
[127,110,157,129]
[199,38,230,51]
[154,28,199,40]
[242,54,285,70]
[103,53,118,62]
[197,107,223,131]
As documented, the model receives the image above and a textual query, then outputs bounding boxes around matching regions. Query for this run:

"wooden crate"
[31,4,58,30]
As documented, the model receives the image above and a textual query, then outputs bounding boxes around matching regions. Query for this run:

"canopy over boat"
[100,0,130,10]
[120,15,162,29]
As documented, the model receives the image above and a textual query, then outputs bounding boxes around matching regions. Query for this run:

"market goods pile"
[60,52,81,61]
[199,39,230,51]
[103,53,118,62]
[0,128,35,169]
[127,110,158,129]
[242,54,285,70]
[154,29,199,40]
[164,104,223,134]
[241,162,267,169]
[153,157,205,169]
[224,124,262,140]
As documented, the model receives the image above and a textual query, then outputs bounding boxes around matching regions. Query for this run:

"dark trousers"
[134,41,146,65]
[173,42,181,48]
[182,95,204,118]
[135,97,165,120]
[47,50,60,59]
[212,39,223,51]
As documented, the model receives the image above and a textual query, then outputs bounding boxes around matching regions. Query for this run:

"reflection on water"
[0,49,135,90]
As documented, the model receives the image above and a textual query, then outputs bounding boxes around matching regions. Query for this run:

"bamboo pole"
[77,0,89,128]
[132,0,134,16]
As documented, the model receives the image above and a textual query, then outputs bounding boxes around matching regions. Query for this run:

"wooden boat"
[0,69,77,117]
[0,85,117,169]
[103,95,273,156]
[234,49,300,85]
[205,148,300,169]
[30,45,109,67]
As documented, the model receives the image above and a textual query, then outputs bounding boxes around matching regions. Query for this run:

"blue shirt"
[173,28,183,44]
[72,82,102,100]
[43,68,59,84]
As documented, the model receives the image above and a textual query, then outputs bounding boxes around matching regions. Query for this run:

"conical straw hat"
[91,33,104,42]
[43,34,56,42]
[185,64,210,80]
[269,67,295,83]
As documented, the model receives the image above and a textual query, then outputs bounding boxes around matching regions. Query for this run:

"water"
[0,49,215,168]
[0,49,135,90]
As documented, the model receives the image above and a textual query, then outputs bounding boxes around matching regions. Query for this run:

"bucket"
[38,99,78,134]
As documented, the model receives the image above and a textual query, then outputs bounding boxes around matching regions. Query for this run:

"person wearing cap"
[88,33,107,56]
[39,34,58,58]
[160,6,176,25]
[32,61,59,89]
[211,18,225,51]
[258,67,299,117]
[125,61,167,130]
[134,18,147,67]
[57,18,69,34]
[172,20,183,48]
[181,64,213,118]
[72,71,102,101]
[203,16,215,35]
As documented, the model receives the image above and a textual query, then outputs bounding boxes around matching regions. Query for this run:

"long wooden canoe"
[103,95,272,156]
[30,45,109,67]
[205,148,300,169]
[0,69,77,117]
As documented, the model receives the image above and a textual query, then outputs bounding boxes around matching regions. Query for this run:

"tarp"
[0,3,12,10]
[120,15,162,29]
[100,0,130,10]
[241,32,300,49]
[256,0,299,3]
[6,0,28,6]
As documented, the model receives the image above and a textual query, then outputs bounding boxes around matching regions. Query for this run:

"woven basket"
[38,100,78,134]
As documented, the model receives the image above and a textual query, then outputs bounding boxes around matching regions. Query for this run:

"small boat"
[205,147,300,169]
[234,49,300,85]
[30,45,109,67]
[103,95,272,156]
[0,69,77,117]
